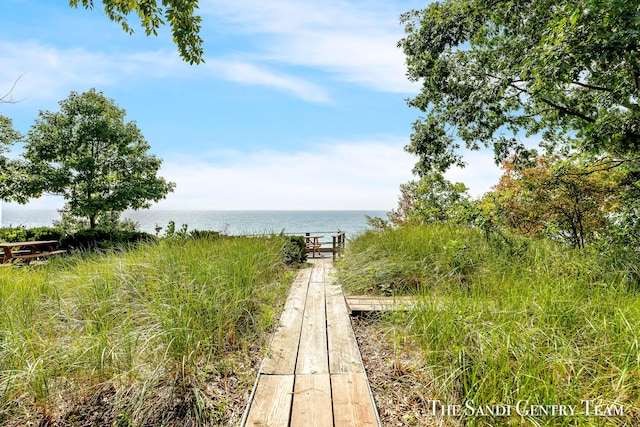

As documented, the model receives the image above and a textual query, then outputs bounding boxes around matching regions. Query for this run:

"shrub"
[0,226,63,243]
[283,235,307,265]
[60,229,157,250]
[189,229,222,240]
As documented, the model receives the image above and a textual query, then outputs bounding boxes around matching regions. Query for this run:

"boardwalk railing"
[243,230,347,259]
[288,231,346,259]
[331,231,346,258]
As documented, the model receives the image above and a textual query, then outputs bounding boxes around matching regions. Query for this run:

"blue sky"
[1,0,501,211]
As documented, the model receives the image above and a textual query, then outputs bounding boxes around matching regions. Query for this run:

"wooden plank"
[310,264,325,283]
[331,373,380,427]
[0,240,58,247]
[261,269,311,375]
[296,281,329,374]
[324,264,337,283]
[345,296,417,313]
[10,252,53,260]
[294,268,312,286]
[290,374,333,427]
[244,374,295,427]
[346,296,417,304]
[326,285,363,374]
[12,250,68,260]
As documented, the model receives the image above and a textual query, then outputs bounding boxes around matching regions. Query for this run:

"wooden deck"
[242,257,381,427]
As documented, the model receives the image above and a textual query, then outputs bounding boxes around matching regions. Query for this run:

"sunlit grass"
[338,225,640,426]
[0,236,294,425]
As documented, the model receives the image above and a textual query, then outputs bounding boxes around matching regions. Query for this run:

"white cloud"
[445,149,502,198]
[154,138,415,210]
[1,41,119,102]
[4,194,64,211]
[204,58,330,103]
[201,0,420,94]
[2,0,422,104]
[5,141,502,211]
[0,40,329,104]
[0,40,193,105]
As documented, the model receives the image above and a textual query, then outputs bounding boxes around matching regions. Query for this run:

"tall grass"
[0,236,293,425]
[338,225,640,426]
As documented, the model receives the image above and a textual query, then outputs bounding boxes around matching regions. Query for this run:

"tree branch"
[538,96,596,123]
[1,75,25,104]
[563,156,640,177]
[571,81,614,92]
[496,76,598,123]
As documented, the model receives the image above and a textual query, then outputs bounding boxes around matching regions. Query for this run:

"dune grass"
[338,225,640,426]
[0,236,294,426]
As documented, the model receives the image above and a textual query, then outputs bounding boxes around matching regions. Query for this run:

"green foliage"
[59,229,156,250]
[283,235,308,265]
[163,220,189,239]
[388,172,470,226]
[25,89,175,229]
[454,197,529,256]
[189,229,222,240]
[0,236,292,425]
[0,226,63,243]
[339,224,638,296]
[338,225,495,295]
[339,224,640,424]
[606,164,640,247]
[0,115,19,153]
[0,221,154,252]
[482,155,624,248]
[69,0,204,64]
[365,215,391,231]
[366,173,470,233]
[400,0,640,174]
[53,206,139,236]
[0,115,32,204]
[0,115,19,157]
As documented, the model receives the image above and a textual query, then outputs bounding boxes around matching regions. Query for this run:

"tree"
[487,156,622,248]
[399,0,640,175]
[25,89,175,228]
[0,115,34,203]
[1,77,37,203]
[70,0,204,64]
[388,172,470,226]
[0,115,20,200]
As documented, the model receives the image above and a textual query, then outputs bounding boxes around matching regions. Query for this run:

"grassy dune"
[338,225,640,426]
[0,236,294,426]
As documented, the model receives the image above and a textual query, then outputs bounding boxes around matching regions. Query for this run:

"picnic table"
[0,240,66,264]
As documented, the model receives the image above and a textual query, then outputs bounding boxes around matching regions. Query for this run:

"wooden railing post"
[332,235,336,256]
[332,231,345,260]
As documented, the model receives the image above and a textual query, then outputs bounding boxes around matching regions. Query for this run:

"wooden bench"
[0,241,67,264]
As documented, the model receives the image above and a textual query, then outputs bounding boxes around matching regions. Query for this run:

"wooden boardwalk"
[242,257,381,427]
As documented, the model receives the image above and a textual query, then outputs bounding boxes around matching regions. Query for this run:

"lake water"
[0,209,386,240]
